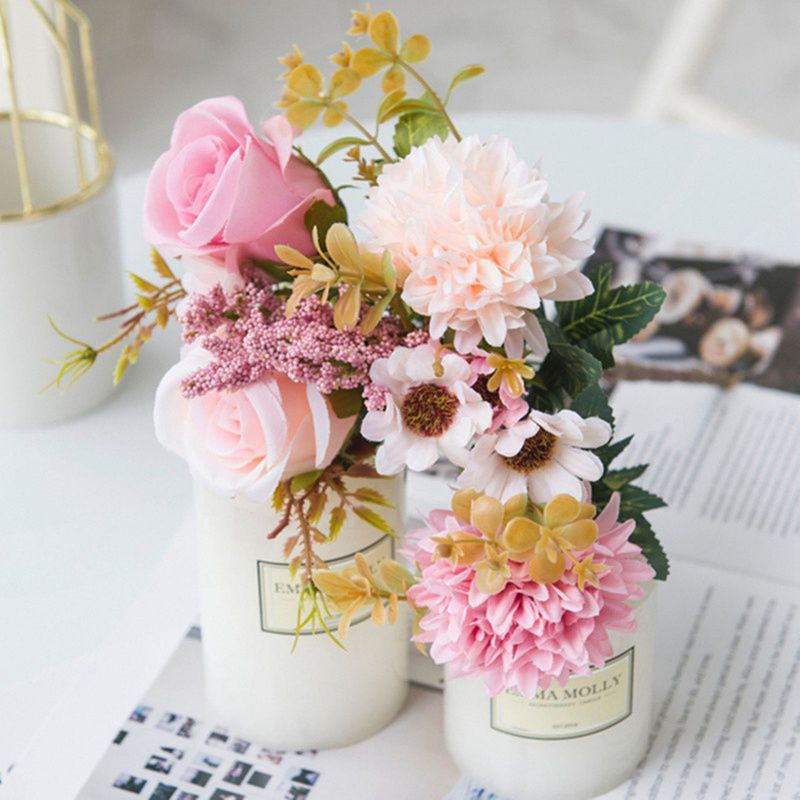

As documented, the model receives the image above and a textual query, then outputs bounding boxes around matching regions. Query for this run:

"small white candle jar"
[444,585,657,800]
[193,474,409,750]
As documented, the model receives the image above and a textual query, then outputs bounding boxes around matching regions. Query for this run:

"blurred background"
[77,0,800,174]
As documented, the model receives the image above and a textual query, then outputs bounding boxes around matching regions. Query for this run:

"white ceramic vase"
[444,584,657,800]
[193,474,409,750]
[0,117,123,428]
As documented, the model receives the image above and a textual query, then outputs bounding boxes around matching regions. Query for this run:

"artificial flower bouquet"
[53,5,669,781]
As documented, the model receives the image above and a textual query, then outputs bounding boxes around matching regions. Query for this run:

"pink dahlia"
[357,134,594,353]
[406,492,655,697]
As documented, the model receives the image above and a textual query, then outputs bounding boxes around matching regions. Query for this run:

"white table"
[2,112,799,799]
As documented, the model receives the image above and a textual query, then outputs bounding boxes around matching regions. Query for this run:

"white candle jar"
[193,474,409,750]
[444,585,657,800]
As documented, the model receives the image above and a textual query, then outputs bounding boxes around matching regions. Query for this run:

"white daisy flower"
[362,343,493,474]
[458,408,612,502]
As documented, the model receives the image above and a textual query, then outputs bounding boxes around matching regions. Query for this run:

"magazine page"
[610,380,800,584]
[586,227,800,394]
[75,629,458,800]
[447,558,800,800]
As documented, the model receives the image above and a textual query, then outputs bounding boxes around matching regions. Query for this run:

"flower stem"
[398,60,461,142]
[343,111,394,162]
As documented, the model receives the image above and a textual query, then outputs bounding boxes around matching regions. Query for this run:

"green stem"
[399,60,461,141]
[342,110,394,162]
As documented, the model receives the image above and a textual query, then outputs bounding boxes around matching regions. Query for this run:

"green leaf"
[618,484,667,517]
[151,248,176,281]
[304,200,348,242]
[445,64,485,103]
[272,482,287,512]
[376,88,409,123]
[290,469,324,493]
[129,272,158,294]
[603,464,648,490]
[556,264,666,368]
[381,97,437,123]
[352,487,394,508]
[316,136,370,165]
[252,259,291,282]
[570,383,614,428]
[594,435,633,468]
[352,505,396,536]
[329,506,346,539]
[393,110,449,158]
[631,514,670,580]
[328,387,363,419]
[536,343,603,398]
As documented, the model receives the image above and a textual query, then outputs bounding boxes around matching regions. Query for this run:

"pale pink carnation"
[357,134,594,353]
[406,493,655,697]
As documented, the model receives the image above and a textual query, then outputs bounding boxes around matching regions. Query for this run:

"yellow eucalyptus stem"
[398,60,462,142]
[342,110,394,162]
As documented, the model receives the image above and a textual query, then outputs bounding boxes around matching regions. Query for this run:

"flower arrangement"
[52,6,668,697]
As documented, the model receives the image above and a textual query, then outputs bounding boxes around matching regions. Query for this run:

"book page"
[75,629,458,800]
[449,559,800,800]
[611,380,800,583]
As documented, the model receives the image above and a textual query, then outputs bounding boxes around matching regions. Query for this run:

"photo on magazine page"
[586,228,800,394]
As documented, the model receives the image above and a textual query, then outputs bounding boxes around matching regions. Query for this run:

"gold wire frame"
[0,0,112,222]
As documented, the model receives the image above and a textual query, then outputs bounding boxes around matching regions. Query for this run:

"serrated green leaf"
[316,136,370,165]
[538,316,569,345]
[304,200,348,242]
[595,435,633,468]
[328,387,363,419]
[445,64,485,103]
[571,383,615,428]
[393,110,449,158]
[556,264,666,368]
[618,484,667,517]
[631,514,670,580]
[129,272,158,294]
[290,469,324,493]
[272,482,287,512]
[329,506,346,539]
[352,487,394,508]
[352,505,396,536]
[603,464,648,490]
[112,349,129,385]
[536,342,603,398]
[151,248,176,281]
[137,294,156,311]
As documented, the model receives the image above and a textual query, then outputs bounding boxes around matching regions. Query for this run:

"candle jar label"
[257,534,394,634]
[490,647,634,740]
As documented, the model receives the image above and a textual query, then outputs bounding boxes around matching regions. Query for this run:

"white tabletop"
[2,112,799,796]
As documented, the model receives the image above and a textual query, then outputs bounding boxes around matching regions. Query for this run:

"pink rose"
[143,96,334,266]
[154,348,355,501]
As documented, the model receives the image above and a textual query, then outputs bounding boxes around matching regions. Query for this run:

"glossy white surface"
[0,113,798,797]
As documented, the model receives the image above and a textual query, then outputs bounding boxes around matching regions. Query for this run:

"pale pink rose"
[357,134,594,354]
[154,348,355,501]
[143,97,334,266]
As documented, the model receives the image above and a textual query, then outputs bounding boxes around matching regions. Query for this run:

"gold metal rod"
[28,0,87,188]
[0,0,33,212]
[61,0,101,139]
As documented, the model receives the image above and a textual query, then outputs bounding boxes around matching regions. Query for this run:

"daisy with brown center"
[458,408,611,502]
[361,343,492,474]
